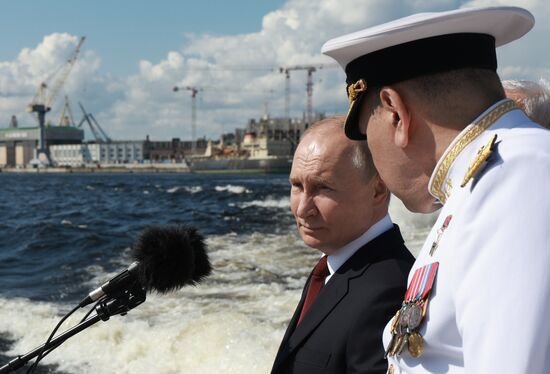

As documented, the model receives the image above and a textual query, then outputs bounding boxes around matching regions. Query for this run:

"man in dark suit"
[272,116,414,374]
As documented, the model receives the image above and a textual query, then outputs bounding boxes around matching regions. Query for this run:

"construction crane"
[279,63,337,124]
[58,95,76,127]
[77,102,111,143]
[173,85,202,155]
[27,36,85,164]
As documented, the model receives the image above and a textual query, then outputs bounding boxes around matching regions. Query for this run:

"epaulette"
[461,134,498,188]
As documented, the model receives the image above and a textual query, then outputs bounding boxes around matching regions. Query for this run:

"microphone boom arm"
[0,284,146,373]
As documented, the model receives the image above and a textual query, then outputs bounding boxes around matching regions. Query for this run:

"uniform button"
[387,364,394,374]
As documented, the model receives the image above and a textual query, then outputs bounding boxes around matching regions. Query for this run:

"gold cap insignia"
[343,79,369,140]
[461,134,498,187]
[347,79,367,105]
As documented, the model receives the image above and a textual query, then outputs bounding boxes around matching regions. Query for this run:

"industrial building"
[0,126,84,167]
[49,141,144,166]
[239,114,324,158]
[0,123,211,167]
[48,137,208,167]
[144,136,207,163]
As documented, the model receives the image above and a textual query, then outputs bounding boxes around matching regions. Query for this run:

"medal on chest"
[429,215,452,256]
[386,262,439,359]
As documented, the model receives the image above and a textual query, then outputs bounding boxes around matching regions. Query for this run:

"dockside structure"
[0,113,324,167]
[0,126,84,167]
[49,137,208,167]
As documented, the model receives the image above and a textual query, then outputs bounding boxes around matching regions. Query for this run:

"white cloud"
[462,0,550,80]
[1,0,549,141]
[0,33,121,139]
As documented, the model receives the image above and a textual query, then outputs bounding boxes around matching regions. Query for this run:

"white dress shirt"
[325,214,393,283]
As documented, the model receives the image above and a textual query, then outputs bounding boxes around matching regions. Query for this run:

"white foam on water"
[388,196,439,257]
[166,186,180,193]
[0,232,312,373]
[166,186,203,194]
[61,220,88,229]
[236,197,290,209]
[214,185,251,194]
[0,297,284,374]
[0,211,434,373]
[185,186,203,194]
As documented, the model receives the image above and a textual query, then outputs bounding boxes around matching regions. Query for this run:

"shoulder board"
[461,134,498,188]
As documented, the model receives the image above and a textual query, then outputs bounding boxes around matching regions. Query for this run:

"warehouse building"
[0,126,84,167]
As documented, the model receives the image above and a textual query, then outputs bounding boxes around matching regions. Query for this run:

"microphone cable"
[15,225,211,373]
[25,304,80,374]
[80,297,105,323]
[25,297,105,373]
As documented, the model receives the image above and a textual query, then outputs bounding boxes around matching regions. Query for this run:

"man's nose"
[296,193,317,218]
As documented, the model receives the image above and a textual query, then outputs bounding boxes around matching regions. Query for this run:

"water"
[0,173,436,373]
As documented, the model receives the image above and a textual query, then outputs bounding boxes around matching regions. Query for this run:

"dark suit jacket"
[271,225,414,374]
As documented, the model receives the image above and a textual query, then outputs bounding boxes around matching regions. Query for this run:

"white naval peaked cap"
[321,6,535,140]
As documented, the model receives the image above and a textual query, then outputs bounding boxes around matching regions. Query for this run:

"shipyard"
[1,2,548,374]
[0,113,324,173]
[0,36,334,174]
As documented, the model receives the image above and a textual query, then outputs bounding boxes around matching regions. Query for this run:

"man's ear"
[371,174,389,206]
[379,87,411,148]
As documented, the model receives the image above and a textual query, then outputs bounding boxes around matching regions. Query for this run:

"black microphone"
[79,225,212,308]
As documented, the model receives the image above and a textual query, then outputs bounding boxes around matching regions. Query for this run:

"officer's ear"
[379,87,411,148]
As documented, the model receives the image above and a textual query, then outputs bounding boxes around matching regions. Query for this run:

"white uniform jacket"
[384,99,550,373]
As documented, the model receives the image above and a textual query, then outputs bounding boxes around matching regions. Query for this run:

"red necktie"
[298,256,329,325]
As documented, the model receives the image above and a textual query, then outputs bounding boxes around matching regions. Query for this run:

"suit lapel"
[287,272,350,347]
[271,226,407,373]
[272,252,369,372]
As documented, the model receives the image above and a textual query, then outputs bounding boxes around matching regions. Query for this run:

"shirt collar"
[326,214,393,277]
[428,99,517,204]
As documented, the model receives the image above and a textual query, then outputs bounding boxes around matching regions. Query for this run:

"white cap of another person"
[321,6,535,140]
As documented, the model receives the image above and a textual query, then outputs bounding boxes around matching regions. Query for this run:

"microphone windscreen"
[130,225,212,293]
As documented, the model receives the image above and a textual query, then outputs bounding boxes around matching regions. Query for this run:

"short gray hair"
[502,79,550,129]
[303,116,377,180]
[350,138,377,180]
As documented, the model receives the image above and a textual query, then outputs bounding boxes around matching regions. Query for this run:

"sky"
[0,0,549,142]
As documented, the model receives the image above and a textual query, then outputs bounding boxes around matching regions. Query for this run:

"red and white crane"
[279,63,337,124]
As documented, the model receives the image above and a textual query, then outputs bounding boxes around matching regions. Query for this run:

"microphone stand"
[0,285,146,373]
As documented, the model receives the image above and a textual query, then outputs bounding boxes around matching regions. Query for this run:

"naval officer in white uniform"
[321,6,550,374]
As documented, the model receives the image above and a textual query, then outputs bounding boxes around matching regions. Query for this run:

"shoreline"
[0,165,290,174]
[0,164,192,173]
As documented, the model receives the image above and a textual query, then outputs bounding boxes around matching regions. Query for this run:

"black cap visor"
[344,91,367,140]
[343,33,497,141]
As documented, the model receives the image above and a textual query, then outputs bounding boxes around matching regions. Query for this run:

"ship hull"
[189,157,292,174]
